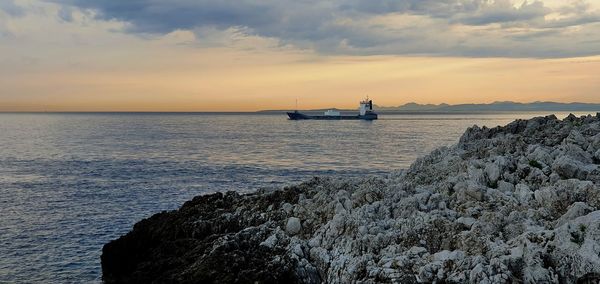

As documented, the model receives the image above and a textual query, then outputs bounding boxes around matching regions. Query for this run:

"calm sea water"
[0,112,590,283]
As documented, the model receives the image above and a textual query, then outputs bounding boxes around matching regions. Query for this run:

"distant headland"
[259,101,600,114]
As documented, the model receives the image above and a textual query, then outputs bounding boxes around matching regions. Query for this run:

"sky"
[1,0,600,111]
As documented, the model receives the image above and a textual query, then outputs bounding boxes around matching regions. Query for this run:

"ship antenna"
[295,98,298,110]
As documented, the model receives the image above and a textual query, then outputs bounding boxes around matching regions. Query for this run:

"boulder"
[516,183,533,205]
[485,163,501,184]
[555,202,593,227]
[553,156,588,179]
[286,217,302,235]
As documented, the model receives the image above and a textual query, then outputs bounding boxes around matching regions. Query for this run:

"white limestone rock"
[259,234,278,248]
[485,162,501,184]
[515,183,533,205]
[457,217,477,228]
[555,202,593,228]
[497,180,515,192]
[552,155,589,180]
[282,202,294,214]
[286,217,302,235]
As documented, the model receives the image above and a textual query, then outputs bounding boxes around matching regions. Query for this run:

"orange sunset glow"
[1,0,600,111]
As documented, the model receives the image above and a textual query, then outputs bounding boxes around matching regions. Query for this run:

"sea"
[0,112,593,283]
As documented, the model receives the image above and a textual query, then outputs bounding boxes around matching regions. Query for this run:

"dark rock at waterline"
[101,187,316,283]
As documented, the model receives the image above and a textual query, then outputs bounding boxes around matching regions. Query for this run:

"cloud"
[57,6,74,22]
[43,0,600,58]
[0,0,26,17]
[452,0,549,26]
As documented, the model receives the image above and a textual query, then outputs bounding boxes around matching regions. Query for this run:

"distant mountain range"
[259,101,600,113]
[376,101,600,112]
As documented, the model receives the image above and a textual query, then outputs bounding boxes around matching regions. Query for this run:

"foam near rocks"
[101,114,600,284]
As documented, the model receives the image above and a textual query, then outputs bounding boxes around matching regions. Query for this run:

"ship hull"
[287,112,377,120]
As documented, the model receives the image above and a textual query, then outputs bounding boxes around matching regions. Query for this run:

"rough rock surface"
[102,114,600,283]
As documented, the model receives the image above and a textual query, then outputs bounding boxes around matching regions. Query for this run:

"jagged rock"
[282,203,294,214]
[547,211,600,282]
[497,180,515,192]
[528,146,552,167]
[553,156,589,179]
[286,217,302,235]
[555,202,593,228]
[516,183,533,205]
[457,217,477,228]
[260,234,279,249]
[102,114,600,283]
[485,163,501,184]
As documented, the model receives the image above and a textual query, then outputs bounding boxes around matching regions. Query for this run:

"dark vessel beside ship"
[287,98,378,120]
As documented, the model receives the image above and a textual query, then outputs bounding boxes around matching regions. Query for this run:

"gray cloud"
[44,0,600,58]
[453,1,548,25]
[540,13,600,28]
[0,0,26,17]
[57,6,74,22]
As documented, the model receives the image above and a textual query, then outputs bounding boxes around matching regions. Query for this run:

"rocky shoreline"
[102,114,600,283]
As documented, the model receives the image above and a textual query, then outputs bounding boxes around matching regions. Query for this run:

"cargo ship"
[287,98,378,120]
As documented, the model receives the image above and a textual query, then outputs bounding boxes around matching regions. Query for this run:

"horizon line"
[4,100,600,113]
